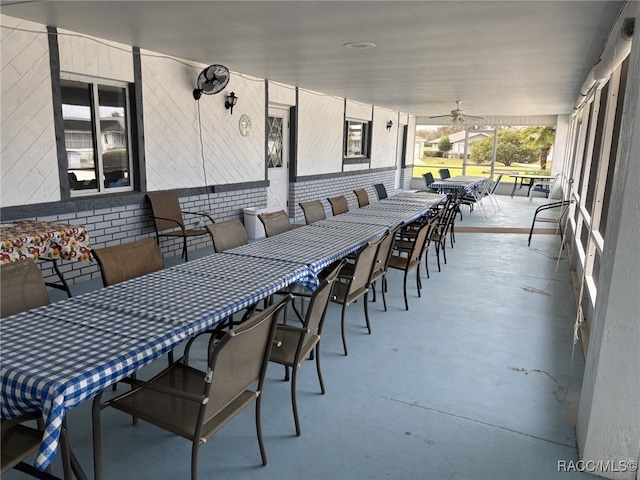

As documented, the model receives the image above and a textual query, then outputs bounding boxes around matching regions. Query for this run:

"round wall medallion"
[239,114,252,136]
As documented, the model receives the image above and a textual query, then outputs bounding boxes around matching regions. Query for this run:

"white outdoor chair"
[529,174,561,203]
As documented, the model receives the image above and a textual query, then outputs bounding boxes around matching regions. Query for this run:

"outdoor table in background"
[508,174,555,198]
[0,220,92,297]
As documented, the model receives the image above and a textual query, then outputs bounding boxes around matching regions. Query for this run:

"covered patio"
[3,195,591,480]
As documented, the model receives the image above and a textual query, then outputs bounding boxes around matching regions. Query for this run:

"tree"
[522,126,556,170]
[438,136,452,155]
[469,130,537,166]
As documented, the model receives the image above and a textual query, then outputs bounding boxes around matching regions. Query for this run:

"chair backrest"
[0,259,49,318]
[489,173,504,194]
[423,172,435,187]
[259,210,293,237]
[147,192,185,232]
[299,200,326,224]
[353,188,370,207]
[93,238,164,287]
[549,173,563,199]
[206,220,247,252]
[327,195,349,216]
[347,233,387,296]
[372,225,400,277]
[204,295,287,413]
[415,216,439,257]
[439,169,451,180]
[302,259,346,340]
[373,183,388,200]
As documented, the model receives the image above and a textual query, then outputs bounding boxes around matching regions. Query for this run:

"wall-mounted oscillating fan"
[428,100,484,123]
[193,64,230,100]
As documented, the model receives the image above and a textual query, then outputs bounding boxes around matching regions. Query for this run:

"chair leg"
[371,281,377,303]
[183,237,189,262]
[92,395,103,480]
[256,396,268,465]
[363,291,372,334]
[403,270,409,311]
[315,344,326,395]
[341,303,348,356]
[416,266,422,298]
[191,441,199,480]
[291,366,301,436]
[434,243,441,272]
[381,277,387,312]
[424,251,430,279]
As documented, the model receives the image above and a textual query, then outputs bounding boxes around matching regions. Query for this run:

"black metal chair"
[373,183,388,200]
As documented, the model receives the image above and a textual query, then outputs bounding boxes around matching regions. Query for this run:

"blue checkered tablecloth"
[0,253,311,471]
[225,223,386,274]
[429,176,488,195]
[383,191,447,206]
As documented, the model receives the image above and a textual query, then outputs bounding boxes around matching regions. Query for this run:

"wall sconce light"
[225,92,238,114]
[386,120,393,131]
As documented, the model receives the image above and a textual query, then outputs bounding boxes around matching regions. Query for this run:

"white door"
[266,107,289,213]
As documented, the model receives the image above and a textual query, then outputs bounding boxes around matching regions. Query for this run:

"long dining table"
[0,190,444,478]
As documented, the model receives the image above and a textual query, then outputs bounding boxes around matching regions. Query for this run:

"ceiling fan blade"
[428,115,452,119]
[465,115,485,119]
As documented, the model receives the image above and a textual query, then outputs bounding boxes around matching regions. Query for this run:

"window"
[344,119,371,161]
[61,76,133,196]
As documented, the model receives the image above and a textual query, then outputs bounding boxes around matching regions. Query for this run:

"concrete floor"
[6,195,593,480]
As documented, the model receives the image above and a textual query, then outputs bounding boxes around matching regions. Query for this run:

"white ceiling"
[0,1,627,118]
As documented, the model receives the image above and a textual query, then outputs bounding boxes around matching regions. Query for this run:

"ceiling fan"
[428,100,484,123]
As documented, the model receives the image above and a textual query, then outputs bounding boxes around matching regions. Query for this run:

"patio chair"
[330,233,386,355]
[460,179,490,221]
[0,259,49,318]
[299,200,327,224]
[327,195,349,216]
[259,210,304,237]
[93,295,289,480]
[423,172,438,192]
[1,414,60,480]
[373,183,388,200]
[269,259,345,436]
[485,173,504,211]
[394,212,439,279]
[369,224,400,311]
[147,192,213,262]
[528,200,571,246]
[529,173,561,203]
[93,238,164,287]
[0,261,59,479]
[206,219,247,252]
[429,196,460,272]
[353,188,370,207]
[438,168,451,180]
[387,218,434,310]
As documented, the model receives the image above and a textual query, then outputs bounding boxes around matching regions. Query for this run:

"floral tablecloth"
[0,220,92,263]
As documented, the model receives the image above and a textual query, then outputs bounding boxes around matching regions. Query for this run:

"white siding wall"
[268,81,295,106]
[370,106,397,169]
[142,55,265,190]
[296,90,343,176]
[58,29,133,82]
[345,100,371,121]
[0,16,59,207]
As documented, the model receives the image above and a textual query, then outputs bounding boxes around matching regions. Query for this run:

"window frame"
[58,72,135,198]
[343,118,372,164]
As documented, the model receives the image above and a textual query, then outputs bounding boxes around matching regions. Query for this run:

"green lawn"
[412,158,551,183]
